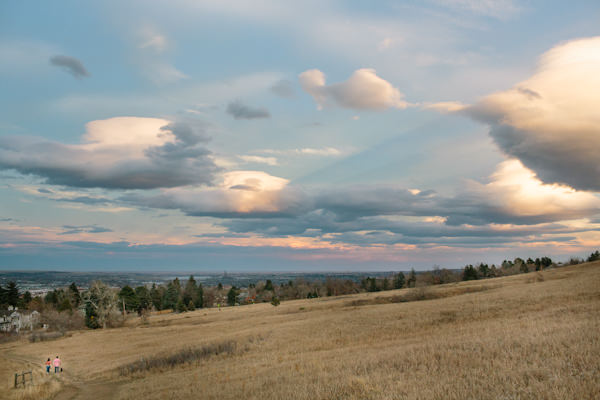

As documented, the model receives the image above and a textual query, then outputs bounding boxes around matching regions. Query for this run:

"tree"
[540,257,553,268]
[271,296,280,306]
[478,263,490,278]
[6,281,19,307]
[195,284,204,309]
[135,286,151,314]
[118,285,139,313]
[22,291,32,307]
[187,300,195,311]
[227,286,239,306]
[382,278,390,291]
[520,263,530,273]
[183,276,198,305]
[45,290,58,306]
[162,280,180,310]
[150,284,162,311]
[0,284,6,306]
[264,280,274,292]
[393,272,405,289]
[69,283,81,307]
[588,250,600,262]
[83,281,118,329]
[57,297,72,312]
[407,269,417,288]
[176,298,187,313]
[367,277,378,292]
[462,265,479,281]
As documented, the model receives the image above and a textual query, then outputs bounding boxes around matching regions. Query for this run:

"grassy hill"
[2,261,599,400]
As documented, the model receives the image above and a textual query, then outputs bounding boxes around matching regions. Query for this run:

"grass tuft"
[119,340,238,376]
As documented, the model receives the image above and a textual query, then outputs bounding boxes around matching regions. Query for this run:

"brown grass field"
[1,261,599,400]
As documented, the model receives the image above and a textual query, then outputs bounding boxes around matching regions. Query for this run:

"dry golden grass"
[1,261,599,399]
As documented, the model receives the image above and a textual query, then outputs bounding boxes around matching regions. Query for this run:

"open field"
[2,262,599,399]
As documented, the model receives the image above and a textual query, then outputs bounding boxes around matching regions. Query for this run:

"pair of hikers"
[45,356,61,373]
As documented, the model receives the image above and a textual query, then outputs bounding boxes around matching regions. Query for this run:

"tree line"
[3,249,599,332]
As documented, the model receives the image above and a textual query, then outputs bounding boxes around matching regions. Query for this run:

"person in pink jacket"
[53,356,61,373]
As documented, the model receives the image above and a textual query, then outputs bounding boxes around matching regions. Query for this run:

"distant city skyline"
[1,1,599,271]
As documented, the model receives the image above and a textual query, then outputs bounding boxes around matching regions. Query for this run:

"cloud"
[60,225,113,235]
[49,55,90,78]
[270,79,295,98]
[133,27,187,85]
[0,117,218,189]
[431,0,522,19]
[423,101,467,113]
[226,100,271,119]
[123,170,302,217]
[142,63,187,85]
[239,155,278,166]
[258,147,343,157]
[121,158,600,234]
[138,27,168,53]
[299,68,408,110]
[456,159,600,224]
[463,36,600,191]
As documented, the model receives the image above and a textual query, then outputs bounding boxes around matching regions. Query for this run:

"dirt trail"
[4,350,122,400]
[60,380,122,400]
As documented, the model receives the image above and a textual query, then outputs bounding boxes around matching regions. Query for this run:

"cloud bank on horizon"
[0,1,599,270]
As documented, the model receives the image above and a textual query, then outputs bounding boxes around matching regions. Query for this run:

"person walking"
[53,356,61,373]
[45,358,51,374]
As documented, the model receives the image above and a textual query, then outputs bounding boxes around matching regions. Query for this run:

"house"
[0,307,40,333]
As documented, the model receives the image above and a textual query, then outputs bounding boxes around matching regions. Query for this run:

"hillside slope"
[2,262,599,400]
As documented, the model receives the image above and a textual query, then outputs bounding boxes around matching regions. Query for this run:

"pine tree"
[162,281,180,311]
[407,269,417,288]
[195,284,204,309]
[183,276,197,305]
[150,284,162,311]
[118,285,139,312]
[264,280,274,291]
[57,297,72,312]
[227,286,239,306]
[135,286,151,314]
[368,277,378,292]
[462,265,479,281]
[69,282,81,307]
[382,278,389,291]
[176,298,187,313]
[393,272,405,289]
[6,281,19,307]
[588,250,600,262]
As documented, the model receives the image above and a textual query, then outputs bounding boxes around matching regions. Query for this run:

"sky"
[1,0,599,271]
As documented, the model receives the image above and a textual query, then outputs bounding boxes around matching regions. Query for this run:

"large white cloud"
[466,36,600,191]
[466,159,600,220]
[0,117,218,189]
[299,68,408,110]
[125,170,303,217]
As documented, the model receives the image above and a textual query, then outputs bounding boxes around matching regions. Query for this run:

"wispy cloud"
[239,155,278,166]
[226,100,271,120]
[258,147,343,157]
[270,79,295,98]
[49,55,89,78]
[60,225,113,235]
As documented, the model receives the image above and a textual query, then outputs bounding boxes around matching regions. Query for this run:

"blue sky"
[1,1,599,271]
